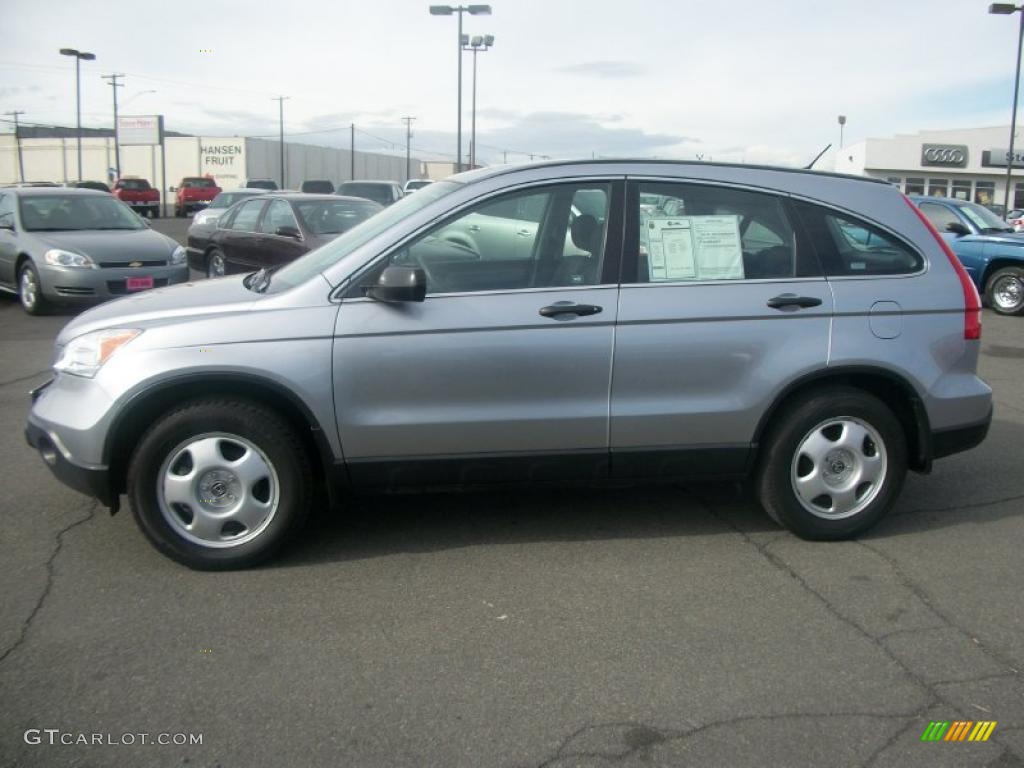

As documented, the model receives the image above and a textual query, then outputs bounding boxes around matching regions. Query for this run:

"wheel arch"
[752,365,932,473]
[980,255,1024,294]
[104,372,340,511]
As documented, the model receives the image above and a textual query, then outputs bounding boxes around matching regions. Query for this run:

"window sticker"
[646,215,744,281]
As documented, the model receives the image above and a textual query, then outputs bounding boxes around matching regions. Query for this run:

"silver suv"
[25,161,992,569]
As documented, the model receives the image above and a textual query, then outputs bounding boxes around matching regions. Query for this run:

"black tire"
[206,248,227,279]
[127,398,313,569]
[756,387,907,540]
[18,261,49,316]
[175,205,184,218]
[984,266,1024,316]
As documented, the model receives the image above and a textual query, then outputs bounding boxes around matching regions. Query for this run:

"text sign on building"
[117,115,163,146]
[199,138,246,187]
[921,144,968,168]
[981,148,1024,169]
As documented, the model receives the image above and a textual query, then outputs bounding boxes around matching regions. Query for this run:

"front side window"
[794,201,923,276]
[226,199,265,232]
[259,200,299,234]
[918,202,964,233]
[380,182,613,295]
[630,182,805,283]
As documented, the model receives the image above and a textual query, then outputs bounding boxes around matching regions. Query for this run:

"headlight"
[170,245,187,265]
[53,328,142,378]
[193,210,216,225]
[44,249,96,269]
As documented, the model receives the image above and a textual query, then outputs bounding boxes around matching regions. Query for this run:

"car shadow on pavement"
[272,417,1024,569]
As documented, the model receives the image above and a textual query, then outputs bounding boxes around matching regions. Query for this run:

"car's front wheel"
[127,399,313,569]
[756,387,907,540]
[985,266,1024,315]
[18,261,48,316]
[206,249,226,279]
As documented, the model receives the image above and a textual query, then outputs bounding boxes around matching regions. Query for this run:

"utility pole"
[350,123,355,180]
[103,74,124,179]
[402,116,416,182]
[273,96,288,188]
[4,111,26,182]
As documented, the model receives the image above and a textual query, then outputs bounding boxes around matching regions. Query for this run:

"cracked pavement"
[0,258,1022,766]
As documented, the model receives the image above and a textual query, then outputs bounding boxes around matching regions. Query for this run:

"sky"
[0,0,1020,169]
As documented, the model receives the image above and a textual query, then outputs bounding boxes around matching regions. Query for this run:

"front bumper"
[25,411,116,510]
[39,263,189,304]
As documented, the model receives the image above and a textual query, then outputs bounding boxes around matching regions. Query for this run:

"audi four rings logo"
[921,144,968,167]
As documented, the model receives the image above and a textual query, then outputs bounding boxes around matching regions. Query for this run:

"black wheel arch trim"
[751,365,933,473]
[102,371,341,508]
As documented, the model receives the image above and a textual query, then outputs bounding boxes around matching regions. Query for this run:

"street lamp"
[838,114,847,149]
[990,3,1024,214]
[429,4,492,172]
[59,47,96,182]
[462,33,494,168]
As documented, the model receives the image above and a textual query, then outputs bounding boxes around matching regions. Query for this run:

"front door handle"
[539,301,603,318]
[766,294,823,310]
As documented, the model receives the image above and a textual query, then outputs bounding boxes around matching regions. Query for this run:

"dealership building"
[833,125,1023,211]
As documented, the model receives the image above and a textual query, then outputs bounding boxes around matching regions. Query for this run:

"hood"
[981,231,1024,246]
[57,274,257,344]
[36,229,178,263]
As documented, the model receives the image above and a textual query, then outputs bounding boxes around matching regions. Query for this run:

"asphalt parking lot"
[0,238,1022,766]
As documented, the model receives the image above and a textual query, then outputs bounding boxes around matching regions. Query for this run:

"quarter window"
[381,182,612,295]
[794,202,923,276]
[260,200,299,235]
[630,182,808,282]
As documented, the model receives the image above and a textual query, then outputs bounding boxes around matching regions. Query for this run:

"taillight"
[903,195,981,340]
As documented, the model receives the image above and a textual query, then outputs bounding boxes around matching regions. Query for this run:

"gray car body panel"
[26,161,990,495]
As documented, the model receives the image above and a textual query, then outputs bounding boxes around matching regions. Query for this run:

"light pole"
[429,4,492,172]
[273,95,289,188]
[102,73,124,179]
[59,48,96,182]
[462,33,493,168]
[838,114,846,149]
[402,116,416,182]
[991,4,1024,214]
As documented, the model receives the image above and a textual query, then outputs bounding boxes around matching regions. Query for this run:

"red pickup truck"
[112,178,160,218]
[174,177,221,217]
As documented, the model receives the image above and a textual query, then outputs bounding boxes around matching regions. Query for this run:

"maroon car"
[203,193,382,278]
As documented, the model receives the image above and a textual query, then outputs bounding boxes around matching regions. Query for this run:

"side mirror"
[946,222,970,237]
[365,265,426,303]
[275,225,301,239]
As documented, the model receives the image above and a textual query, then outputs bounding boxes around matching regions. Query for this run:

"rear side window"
[794,201,923,276]
[629,182,813,282]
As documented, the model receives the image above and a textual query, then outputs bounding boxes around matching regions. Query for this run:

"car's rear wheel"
[985,266,1024,315]
[127,399,313,569]
[18,262,48,316]
[206,249,226,279]
[756,387,906,540]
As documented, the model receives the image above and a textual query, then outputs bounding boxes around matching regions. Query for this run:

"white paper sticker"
[645,215,744,281]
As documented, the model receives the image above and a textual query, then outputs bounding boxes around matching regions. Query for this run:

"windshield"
[294,199,382,235]
[19,194,146,231]
[266,181,459,293]
[406,180,432,191]
[337,183,394,206]
[959,201,1013,232]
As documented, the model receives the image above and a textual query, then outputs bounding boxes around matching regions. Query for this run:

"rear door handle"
[539,301,603,318]
[766,294,822,310]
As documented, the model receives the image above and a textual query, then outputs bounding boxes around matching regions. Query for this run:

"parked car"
[1005,208,1024,231]
[245,179,279,191]
[911,195,1024,315]
[336,180,403,206]
[185,189,270,272]
[174,177,221,217]
[301,180,335,194]
[403,178,433,193]
[0,188,187,315]
[25,161,991,569]
[191,193,381,277]
[112,178,160,218]
[68,180,111,193]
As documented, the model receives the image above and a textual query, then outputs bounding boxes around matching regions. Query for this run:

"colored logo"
[921,721,996,742]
